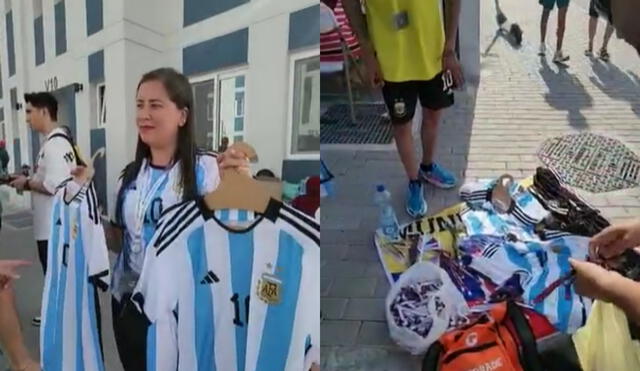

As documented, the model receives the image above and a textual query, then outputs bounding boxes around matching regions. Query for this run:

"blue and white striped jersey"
[458,180,591,333]
[460,179,552,240]
[133,198,320,371]
[41,181,110,371]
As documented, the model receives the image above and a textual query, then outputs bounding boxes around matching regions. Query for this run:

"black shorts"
[589,0,598,17]
[382,71,455,125]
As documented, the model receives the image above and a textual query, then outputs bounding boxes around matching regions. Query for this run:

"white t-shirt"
[32,128,77,241]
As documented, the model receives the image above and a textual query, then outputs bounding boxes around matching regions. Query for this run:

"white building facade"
[0,0,320,213]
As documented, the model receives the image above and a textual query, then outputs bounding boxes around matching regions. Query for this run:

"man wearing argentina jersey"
[41,180,110,371]
[133,198,320,371]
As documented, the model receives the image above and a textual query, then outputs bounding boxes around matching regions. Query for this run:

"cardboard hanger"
[204,142,280,214]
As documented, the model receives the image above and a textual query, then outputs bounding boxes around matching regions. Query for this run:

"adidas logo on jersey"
[200,271,219,284]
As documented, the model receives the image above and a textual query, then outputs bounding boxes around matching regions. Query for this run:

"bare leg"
[588,16,598,51]
[557,6,568,51]
[393,121,419,180]
[541,8,551,44]
[421,108,443,166]
[602,23,614,50]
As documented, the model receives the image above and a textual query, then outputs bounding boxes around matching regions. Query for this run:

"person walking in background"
[539,0,571,64]
[0,140,9,176]
[343,0,463,218]
[8,92,79,327]
[585,0,614,61]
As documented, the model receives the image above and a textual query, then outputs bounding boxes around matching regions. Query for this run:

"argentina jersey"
[133,198,320,371]
[459,234,591,333]
[41,180,110,371]
[110,151,219,301]
[459,179,549,240]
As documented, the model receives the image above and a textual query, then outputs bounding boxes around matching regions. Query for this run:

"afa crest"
[257,272,282,305]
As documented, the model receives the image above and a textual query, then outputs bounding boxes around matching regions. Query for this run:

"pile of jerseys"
[132,197,320,371]
[445,167,606,334]
[389,280,446,338]
[41,179,110,371]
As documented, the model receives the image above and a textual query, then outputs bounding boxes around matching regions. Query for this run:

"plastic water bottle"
[374,184,400,240]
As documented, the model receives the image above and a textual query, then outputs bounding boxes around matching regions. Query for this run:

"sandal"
[598,48,610,62]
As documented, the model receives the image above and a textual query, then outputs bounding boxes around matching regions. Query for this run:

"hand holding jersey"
[129,142,319,371]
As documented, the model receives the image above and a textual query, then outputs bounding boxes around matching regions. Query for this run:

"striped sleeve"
[277,204,320,370]
[132,242,180,371]
[278,204,320,246]
[196,151,221,194]
[133,199,204,318]
[132,201,201,371]
[81,183,110,291]
[153,199,204,255]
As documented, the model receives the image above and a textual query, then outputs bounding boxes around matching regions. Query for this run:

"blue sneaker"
[420,163,457,189]
[406,181,428,218]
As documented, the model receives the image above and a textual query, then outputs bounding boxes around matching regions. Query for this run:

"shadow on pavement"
[589,59,640,118]
[539,57,593,128]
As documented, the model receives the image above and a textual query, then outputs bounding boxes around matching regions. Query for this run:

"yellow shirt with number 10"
[365,0,445,82]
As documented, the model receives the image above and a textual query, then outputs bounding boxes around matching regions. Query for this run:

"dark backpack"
[48,132,86,167]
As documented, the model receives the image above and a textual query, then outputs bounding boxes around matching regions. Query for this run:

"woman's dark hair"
[24,92,58,121]
[115,68,197,225]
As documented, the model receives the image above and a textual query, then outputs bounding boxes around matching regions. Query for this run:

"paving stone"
[328,277,378,298]
[343,298,386,321]
[321,320,361,346]
[321,298,349,320]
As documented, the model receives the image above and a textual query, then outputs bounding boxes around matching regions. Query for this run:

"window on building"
[33,0,45,65]
[1,122,5,141]
[289,54,320,156]
[219,74,246,149]
[54,0,67,55]
[192,79,216,151]
[10,88,18,138]
[97,83,106,127]
[191,71,246,153]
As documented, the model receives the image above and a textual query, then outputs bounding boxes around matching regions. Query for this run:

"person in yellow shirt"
[344,0,463,218]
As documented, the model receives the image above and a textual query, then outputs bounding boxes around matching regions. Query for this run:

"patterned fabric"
[320,0,361,63]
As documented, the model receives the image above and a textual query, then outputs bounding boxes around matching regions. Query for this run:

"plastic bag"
[572,300,640,371]
[385,261,469,355]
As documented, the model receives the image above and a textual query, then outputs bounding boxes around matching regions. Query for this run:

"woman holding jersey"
[93,68,248,370]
